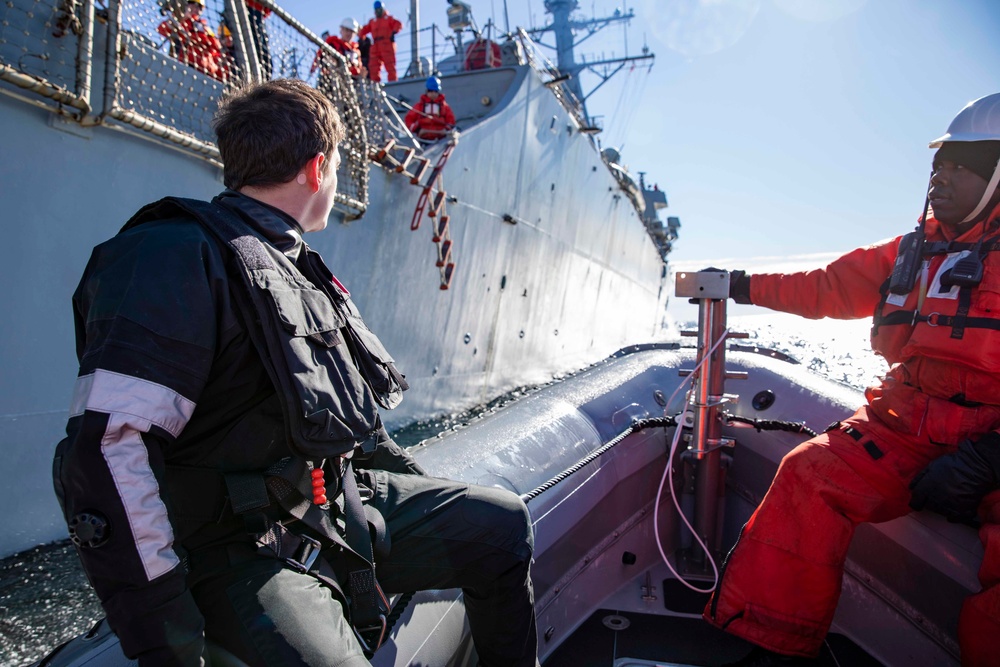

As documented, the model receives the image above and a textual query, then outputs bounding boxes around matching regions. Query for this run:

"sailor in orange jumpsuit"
[705,93,1000,667]
[327,18,365,77]
[311,18,364,94]
[358,1,403,83]
[157,0,228,82]
[404,76,457,141]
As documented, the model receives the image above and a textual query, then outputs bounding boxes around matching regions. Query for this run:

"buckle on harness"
[926,312,941,327]
[353,614,387,656]
[286,534,322,573]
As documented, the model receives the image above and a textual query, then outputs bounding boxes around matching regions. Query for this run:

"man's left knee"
[464,485,534,558]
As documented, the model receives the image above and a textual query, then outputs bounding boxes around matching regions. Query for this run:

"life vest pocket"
[256,269,345,347]
[341,310,408,410]
[867,380,927,438]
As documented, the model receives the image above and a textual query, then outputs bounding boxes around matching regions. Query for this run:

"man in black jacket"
[54,78,537,667]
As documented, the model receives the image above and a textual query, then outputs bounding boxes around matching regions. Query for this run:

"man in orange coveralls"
[326,18,365,77]
[312,18,365,95]
[358,1,402,83]
[404,76,456,141]
[705,93,1000,667]
[158,0,228,82]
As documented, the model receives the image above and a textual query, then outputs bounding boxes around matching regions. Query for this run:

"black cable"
[519,416,676,503]
[726,414,818,438]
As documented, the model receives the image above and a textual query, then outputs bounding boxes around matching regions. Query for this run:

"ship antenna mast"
[526,1,654,125]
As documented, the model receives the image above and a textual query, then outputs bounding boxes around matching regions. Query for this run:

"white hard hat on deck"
[341,17,359,32]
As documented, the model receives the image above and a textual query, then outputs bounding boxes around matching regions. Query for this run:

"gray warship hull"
[0,2,670,557]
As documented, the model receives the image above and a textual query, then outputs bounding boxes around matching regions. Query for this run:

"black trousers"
[190,471,537,667]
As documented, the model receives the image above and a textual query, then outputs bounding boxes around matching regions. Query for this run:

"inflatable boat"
[35,271,979,667]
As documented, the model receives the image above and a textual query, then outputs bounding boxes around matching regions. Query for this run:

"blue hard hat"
[426,76,441,91]
[373,1,383,9]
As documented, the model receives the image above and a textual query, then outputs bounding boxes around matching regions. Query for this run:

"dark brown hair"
[214,78,346,190]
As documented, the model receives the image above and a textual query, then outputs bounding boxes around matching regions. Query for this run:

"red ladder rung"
[371,138,395,162]
[393,147,415,173]
[410,187,431,231]
[432,215,450,243]
[409,157,431,185]
[428,191,445,218]
[440,262,455,290]
[435,239,452,267]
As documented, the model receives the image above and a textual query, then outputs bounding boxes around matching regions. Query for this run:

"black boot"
[721,646,818,667]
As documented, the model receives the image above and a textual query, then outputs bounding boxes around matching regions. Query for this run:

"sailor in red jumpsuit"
[157,0,228,82]
[311,17,364,94]
[705,93,1000,667]
[404,76,456,141]
[358,1,402,83]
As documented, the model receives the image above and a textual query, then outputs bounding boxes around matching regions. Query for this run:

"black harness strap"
[871,277,894,336]
[951,284,974,339]
[922,240,1000,255]
[877,310,1000,331]
[262,458,389,656]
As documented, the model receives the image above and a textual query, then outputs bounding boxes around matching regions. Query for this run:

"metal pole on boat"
[692,291,726,569]
[676,270,747,572]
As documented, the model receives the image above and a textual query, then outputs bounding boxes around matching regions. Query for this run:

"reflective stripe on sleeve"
[70,369,196,436]
[70,369,197,580]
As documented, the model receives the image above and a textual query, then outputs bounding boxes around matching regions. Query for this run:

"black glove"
[909,432,1000,523]
[729,269,752,305]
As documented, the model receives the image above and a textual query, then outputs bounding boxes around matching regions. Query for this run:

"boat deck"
[545,609,883,667]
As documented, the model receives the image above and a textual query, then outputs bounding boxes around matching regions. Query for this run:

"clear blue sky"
[282,0,1000,263]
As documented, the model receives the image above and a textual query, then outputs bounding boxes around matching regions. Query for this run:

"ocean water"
[0,311,885,667]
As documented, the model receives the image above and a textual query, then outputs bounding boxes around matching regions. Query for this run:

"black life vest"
[124,196,408,461]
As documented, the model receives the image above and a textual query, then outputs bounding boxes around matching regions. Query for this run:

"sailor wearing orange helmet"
[358,1,403,83]
[705,93,1000,666]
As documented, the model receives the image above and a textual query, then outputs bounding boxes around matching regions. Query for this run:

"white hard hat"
[341,17,359,32]
[929,93,1000,147]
